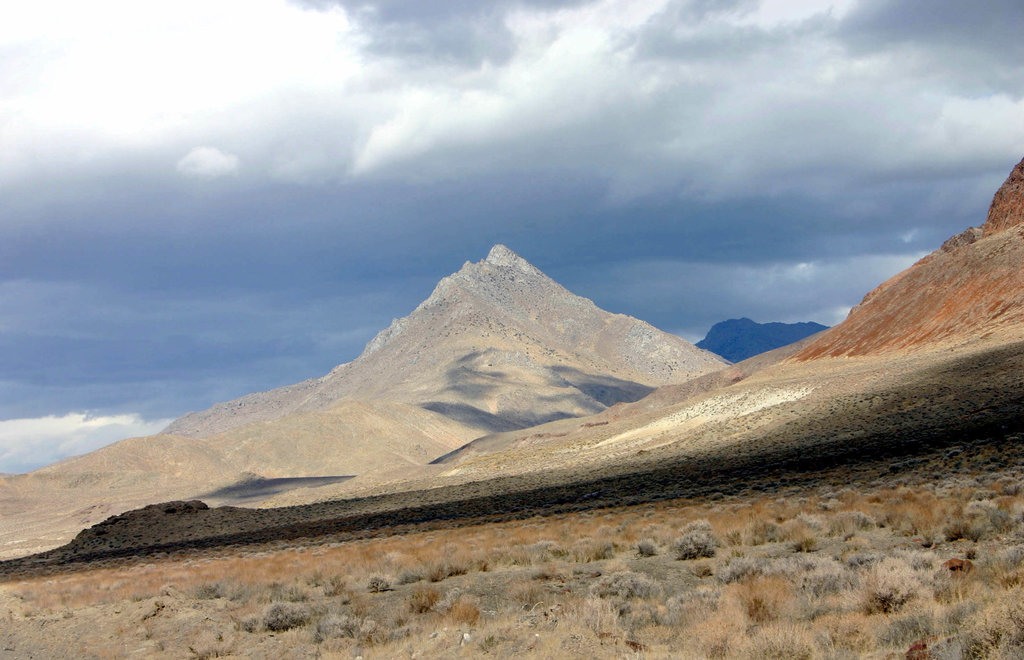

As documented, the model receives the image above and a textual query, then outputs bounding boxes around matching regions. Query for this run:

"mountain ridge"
[792,155,1024,360]
[164,244,725,438]
[696,317,828,362]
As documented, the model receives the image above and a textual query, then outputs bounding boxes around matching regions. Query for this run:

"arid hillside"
[792,156,1024,360]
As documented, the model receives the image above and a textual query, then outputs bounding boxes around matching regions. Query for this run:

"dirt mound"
[68,500,212,554]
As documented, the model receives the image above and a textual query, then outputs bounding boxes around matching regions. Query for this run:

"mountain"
[0,245,725,558]
[696,318,828,362]
[166,244,726,438]
[279,155,1024,505]
[793,156,1024,360]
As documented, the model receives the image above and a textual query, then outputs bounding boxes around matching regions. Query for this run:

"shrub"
[958,599,1024,658]
[589,571,661,600]
[313,614,359,642]
[408,585,441,614]
[396,569,422,585]
[366,576,391,593]
[636,539,658,557]
[747,520,783,545]
[263,603,313,632]
[862,558,923,615]
[877,613,934,648]
[733,576,791,624]
[570,539,615,563]
[672,531,718,560]
[720,556,768,583]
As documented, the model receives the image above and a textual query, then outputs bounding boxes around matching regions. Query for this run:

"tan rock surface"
[165,244,725,438]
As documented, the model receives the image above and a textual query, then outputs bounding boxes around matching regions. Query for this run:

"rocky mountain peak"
[984,156,1024,237]
[484,243,530,269]
[164,242,726,439]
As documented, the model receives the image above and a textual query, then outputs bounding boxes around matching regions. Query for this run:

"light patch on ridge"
[596,386,815,449]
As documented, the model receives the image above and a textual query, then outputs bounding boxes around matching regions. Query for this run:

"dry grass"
[7,454,1024,658]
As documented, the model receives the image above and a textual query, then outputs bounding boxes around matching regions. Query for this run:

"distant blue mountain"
[696,318,829,363]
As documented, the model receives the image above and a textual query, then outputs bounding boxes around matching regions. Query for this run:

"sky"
[2,0,1023,473]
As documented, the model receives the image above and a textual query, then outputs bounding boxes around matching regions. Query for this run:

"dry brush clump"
[261,602,315,632]
[672,519,719,560]
[861,557,927,615]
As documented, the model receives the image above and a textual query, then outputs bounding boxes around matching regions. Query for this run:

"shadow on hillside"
[420,401,574,433]
[200,476,353,507]
[550,366,654,406]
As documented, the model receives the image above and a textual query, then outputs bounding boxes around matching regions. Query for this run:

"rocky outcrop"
[983,156,1024,236]
[940,226,982,253]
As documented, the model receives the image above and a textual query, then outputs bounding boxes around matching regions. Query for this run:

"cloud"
[176,147,240,178]
[0,413,171,474]
[563,252,925,341]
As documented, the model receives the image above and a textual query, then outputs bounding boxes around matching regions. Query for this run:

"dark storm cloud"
[838,0,1024,95]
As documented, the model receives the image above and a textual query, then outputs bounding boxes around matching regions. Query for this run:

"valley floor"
[4,434,1024,658]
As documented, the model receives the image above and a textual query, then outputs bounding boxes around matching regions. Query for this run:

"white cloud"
[0,412,172,474]
[3,0,1021,195]
[176,147,240,178]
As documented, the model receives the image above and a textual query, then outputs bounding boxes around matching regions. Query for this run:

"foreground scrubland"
[5,439,1024,659]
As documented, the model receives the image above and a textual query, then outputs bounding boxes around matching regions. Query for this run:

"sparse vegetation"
[671,530,718,560]
[8,443,1024,658]
[366,575,390,593]
[262,602,313,631]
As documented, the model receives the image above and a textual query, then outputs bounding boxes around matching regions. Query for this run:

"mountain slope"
[166,245,725,438]
[696,318,828,362]
[792,156,1024,360]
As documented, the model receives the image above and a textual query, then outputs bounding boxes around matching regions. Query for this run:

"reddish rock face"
[792,155,1024,360]
[942,558,974,573]
[984,156,1024,237]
